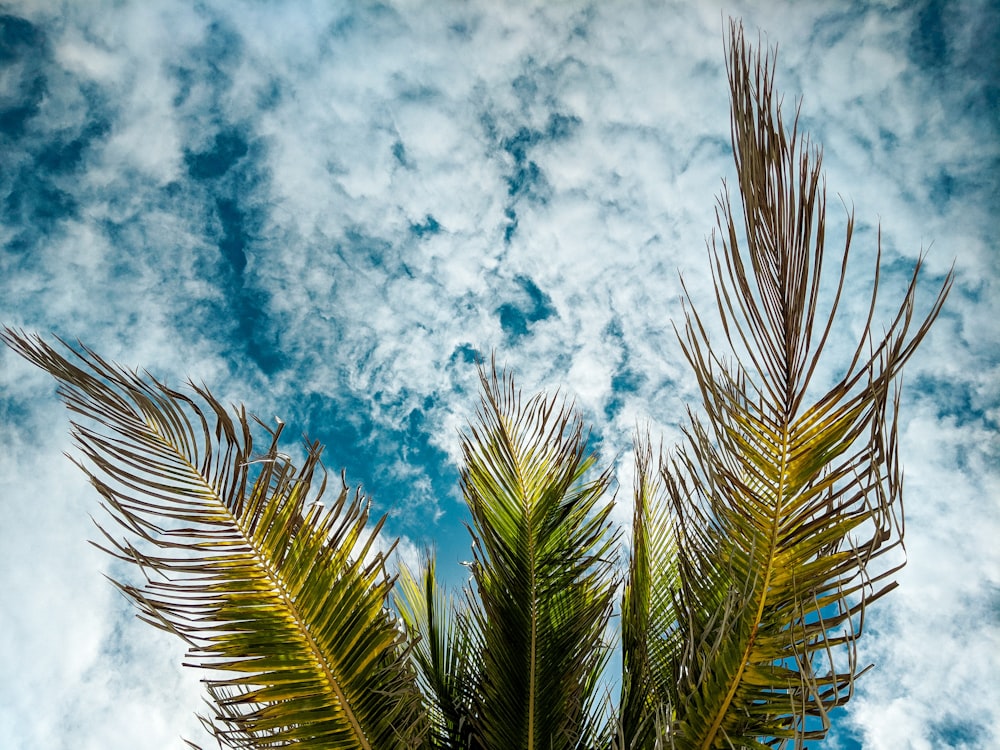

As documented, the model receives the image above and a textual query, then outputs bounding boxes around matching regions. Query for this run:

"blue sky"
[0,1,997,748]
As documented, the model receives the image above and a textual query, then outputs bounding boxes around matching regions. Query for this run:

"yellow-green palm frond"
[396,555,480,750]
[461,362,619,750]
[0,329,426,750]
[658,22,952,750]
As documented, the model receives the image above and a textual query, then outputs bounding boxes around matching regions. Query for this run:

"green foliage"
[459,366,618,749]
[2,19,950,750]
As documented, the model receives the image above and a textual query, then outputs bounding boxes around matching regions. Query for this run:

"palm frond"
[655,21,952,749]
[617,435,682,749]
[395,554,479,750]
[461,362,619,750]
[0,329,426,750]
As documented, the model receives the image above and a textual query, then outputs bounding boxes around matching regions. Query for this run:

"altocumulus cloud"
[0,1,997,748]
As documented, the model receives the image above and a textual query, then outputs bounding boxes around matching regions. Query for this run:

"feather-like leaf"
[617,435,683,749]
[0,329,426,750]
[396,556,480,750]
[461,362,619,750]
[651,21,951,750]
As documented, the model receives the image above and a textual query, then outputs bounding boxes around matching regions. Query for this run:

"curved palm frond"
[460,362,619,750]
[651,22,952,749]
[0,329,425,750]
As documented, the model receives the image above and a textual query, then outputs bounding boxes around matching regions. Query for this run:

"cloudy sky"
[0,0,997,748]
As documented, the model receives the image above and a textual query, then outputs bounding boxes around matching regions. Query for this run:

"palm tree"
[2,20,950,750]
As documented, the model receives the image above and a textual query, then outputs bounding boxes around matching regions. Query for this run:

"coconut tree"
[1,20,950,750]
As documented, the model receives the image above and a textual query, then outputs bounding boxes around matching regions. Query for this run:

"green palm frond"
[0,330,425,750]
[618,436,682,749]
[396,555,479,750]
[461,363,619,750]
[651,22,952,749]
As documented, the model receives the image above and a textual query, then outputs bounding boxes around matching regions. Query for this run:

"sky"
[0,0,997,748]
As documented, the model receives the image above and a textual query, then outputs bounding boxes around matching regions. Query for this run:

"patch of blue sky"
[488,98,584,243]
[602,316,648,421]
[392,139,412,168]
[906,0,1000,151]
[0,388,34,426]
[180,128,281,372]
[184,129,249,181]
[0,19,110,250]
[495,274,557,342]
[0,15,46,137]
[604,366,645,422]
[501,113,582,199]
[4,169,76,228]
[913,372,995,430]
[910,0,950,71]
[214,197,251,274]
[166,16,283,371]
[450,342,482,366]
[824,717,865,750]
[409,214,442,238]
[929,716,989,749]
[35,116,109,172]
[233,289,283,375]
[289,386,467,576]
